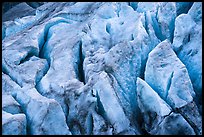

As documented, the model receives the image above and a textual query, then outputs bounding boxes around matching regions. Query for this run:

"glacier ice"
[145,40,202,134]
[15,87,72,135]
[2,2,202,135]
[93,71,138,134]
[157,2,176,42]
[2,2,36,22]
[136,77,195,135]
[2,72,71,135]
[3,15,36,39]
[63,79,95,135]
[175,2,193,16]
[188,2,202,23]
[172,2,202,114]
[2,94,22,114]
[2,111,27,135]
[92,110,113,135]
[172,14,196,53]
[145,40,195,105]
[154,113,195,135]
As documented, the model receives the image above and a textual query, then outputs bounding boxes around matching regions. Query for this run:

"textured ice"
[172,14,196,53]
[2,2,36,22]
[15,87,72,135]
[2,73,71,135]
[137,77,172,118]
[188,2,202,23]
[93,71,138,134]
[145,40,195,107]
[145,40,202,134]
[137,77,171,134]
[153,113,195,135]
[2,94,22,114]
[157,2,176,42]
[173,2,202,114]
[36,22,83,116]
[2,2,202,135]
[136,77,195,135]
[2,111,27,135]
[175,2,193,16]
[137,2,161,13]
[3,16,36,39]
[63,79,96,135]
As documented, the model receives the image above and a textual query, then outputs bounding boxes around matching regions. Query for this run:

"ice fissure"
[77,40,85,84]
[2,2,202,135]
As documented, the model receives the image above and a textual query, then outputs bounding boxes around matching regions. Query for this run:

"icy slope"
[2,2,202,135]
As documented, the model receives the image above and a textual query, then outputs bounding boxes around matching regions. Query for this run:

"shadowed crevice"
[78,40,85,84]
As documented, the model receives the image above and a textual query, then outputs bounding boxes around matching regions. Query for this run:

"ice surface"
[145,40,195,108]
[15,87,72,135]
[157,2,176,42]
[173,3,202,114]
[188,2,202,23]
[2,72,71,135]
[3,16,36,38]
[2,2,202,135]
[175,2,193,16]
[2,111,27,135]
[145,40,202,134]
[2,2,36,22]
[93,71,137,134]
[172,14,196,53]
[36,22,84,116]
[64,78,95,135]
[137,77,172,117]
[2,94,22,114]
[153,113,195,135]
[136,77,195,135]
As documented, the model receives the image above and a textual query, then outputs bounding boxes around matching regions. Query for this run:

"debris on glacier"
[83,48,141,134]
[82,41,142,133]
[104,41,142,130]
[145,40,202,135]
[137,77,172,128]
[2,111,27,135]
[92,110,113,135]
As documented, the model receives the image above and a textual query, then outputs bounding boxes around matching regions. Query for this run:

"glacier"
[136,77,195,135]
[2,2,202,135]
